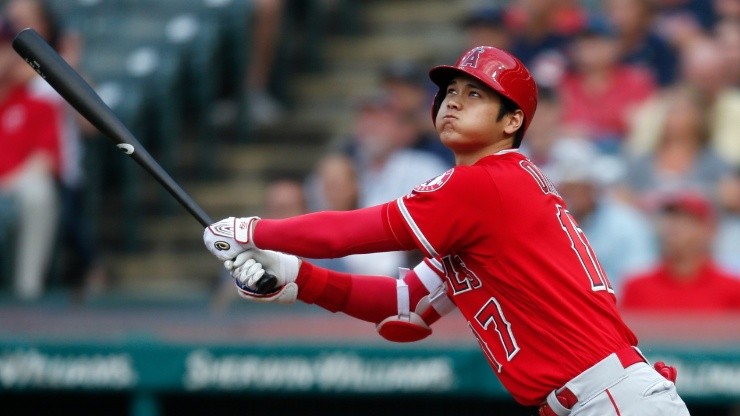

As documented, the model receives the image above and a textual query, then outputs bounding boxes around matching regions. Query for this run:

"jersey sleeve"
[387,167,494,258]
[255,204,417,258]
[295,258,453,325]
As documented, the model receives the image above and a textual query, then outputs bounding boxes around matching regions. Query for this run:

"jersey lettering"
[520,160,560,197]
[475,297,520,362]
[556,205,614,293]
[442,255,482,295]
[469,323,503,373]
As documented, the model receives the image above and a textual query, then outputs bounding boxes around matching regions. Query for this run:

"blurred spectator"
[653,0,717,31]
[624,87,732,209]
[549,0,590,36]
[627,39,740,167]
[379,59,454,167]
[307,153,358,212]
[342,93,448,208]
[303,153,359,274]
[335,93,447,275]
[558,19,656,152]
[245,0,286,127]
[715,0,740,20]
[621,192,740,312]
[506,0,574,87]
[460,6,512,51]
[520,86,564,167]
[715,168,740,274]
[262,179,307,219]
[548,138,656,291]
[0,15,60,299]
[605,0,679,86]
[6,0,105,300]
[715,19,740,87]
[652,0,716,49]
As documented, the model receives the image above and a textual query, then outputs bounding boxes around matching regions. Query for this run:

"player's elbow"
[376,313,433,342]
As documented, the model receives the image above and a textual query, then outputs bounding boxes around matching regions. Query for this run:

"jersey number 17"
[556,204,614,294]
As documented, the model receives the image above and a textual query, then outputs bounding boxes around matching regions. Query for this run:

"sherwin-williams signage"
[0,341,738,402]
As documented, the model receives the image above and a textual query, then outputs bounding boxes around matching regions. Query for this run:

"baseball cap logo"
[461,47,484,68]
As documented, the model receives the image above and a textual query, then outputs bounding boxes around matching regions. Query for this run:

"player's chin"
[439,131,468,149]
[438,125,458,142]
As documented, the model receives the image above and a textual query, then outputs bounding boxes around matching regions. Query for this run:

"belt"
[539,347,645,416]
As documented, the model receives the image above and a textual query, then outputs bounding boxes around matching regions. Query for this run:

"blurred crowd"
[258,0,740,313]
[1,0,739,313]
[0,0,104,301]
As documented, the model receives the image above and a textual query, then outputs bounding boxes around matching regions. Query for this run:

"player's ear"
[503,109,524,136]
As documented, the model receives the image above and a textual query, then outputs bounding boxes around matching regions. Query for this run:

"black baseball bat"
[12,28,278,293]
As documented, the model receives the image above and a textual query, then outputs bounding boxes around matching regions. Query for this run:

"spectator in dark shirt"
[606,0,679,86]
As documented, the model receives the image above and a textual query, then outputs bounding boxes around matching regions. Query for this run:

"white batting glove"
[203,217,259,261]
[225,249,301,304]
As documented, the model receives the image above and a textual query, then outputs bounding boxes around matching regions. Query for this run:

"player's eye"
[446,87,457,95]
[469,90,481,98]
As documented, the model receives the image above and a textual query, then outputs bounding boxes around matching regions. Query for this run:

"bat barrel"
[12,28,279,293]
[12,28,213,227]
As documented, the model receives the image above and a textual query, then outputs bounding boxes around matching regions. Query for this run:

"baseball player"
[204,46,689,415]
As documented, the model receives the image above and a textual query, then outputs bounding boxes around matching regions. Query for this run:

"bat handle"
[255,274,279,293]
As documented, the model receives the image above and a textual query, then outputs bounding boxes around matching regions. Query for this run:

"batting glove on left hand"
[226,249,301,304]
[203,217,259,261]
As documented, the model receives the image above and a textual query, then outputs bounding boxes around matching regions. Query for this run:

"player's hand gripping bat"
[12,28,278,293]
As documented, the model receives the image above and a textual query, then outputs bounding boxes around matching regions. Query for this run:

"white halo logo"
[117,144,134,155]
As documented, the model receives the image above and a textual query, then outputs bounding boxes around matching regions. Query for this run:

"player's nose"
[446,96,461,110]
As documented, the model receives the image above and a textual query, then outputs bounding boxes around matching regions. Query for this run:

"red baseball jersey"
[387,150,637,405]
[0,85,62,177]
[621,260,740,312]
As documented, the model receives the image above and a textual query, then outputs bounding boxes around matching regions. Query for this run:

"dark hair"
[495,94,525,148]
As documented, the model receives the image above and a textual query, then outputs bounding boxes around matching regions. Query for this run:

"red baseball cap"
[660,191,715,221]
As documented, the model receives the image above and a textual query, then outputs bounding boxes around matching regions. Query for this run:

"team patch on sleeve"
[413,169,454,193]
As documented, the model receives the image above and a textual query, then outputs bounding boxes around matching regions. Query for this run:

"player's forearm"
[295,261,398,323]
[253,204,415,258]
[295,260,442,324]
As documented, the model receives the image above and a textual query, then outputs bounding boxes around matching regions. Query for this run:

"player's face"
[435,75,517,154]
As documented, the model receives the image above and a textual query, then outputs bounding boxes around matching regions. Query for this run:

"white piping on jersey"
[396,279,410,319]
[396,198,440,257]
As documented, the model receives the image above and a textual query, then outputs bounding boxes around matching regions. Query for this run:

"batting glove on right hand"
[225,249,301,304]
[203,216,259,261]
